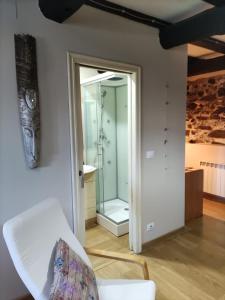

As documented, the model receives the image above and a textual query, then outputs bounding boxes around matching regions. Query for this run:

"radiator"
[200,161,225,198]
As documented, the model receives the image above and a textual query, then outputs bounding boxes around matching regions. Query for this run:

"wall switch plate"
[145,150,155,159]
[146,222,155,232]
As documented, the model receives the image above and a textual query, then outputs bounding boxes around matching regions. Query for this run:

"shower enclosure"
[81,71,129,234]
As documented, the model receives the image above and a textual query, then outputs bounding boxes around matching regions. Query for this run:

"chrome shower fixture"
[101,90,107,97]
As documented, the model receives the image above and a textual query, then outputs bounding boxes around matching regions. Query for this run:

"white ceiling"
[188,44,214,57]
[187,44,224,59]
[213,35,225,42]
[106,0,212,22]
[101,0,225,58]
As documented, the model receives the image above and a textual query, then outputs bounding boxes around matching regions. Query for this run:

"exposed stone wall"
[186,75,225,145]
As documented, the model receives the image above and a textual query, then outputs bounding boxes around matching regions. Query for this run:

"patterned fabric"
[50,239,99,300]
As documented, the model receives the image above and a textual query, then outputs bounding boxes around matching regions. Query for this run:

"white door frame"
[67,52,142,253]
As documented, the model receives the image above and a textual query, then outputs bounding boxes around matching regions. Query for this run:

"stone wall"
[186,75,225,145]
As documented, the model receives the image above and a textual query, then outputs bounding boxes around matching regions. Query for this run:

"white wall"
[185,143,225,167]
[0,0,187,298]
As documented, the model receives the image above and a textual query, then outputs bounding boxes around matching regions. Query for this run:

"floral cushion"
[50,239,99,300]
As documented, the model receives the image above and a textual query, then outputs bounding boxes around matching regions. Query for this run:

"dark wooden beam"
[86,1,225,53]
[38,0,169,28]
[202,0,225,6]
[192,37,225,54]
[85,0,169,29]
[38,0,225,55]
[188,55,225,76]
[39,0,85,23]
[159,6,225,49]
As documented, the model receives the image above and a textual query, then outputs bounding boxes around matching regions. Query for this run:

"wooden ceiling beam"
[38,0,225,56]
[85,0,169,29]
[159,6,225,49]
[192,37,225,54]
[188,55,225,76]
[39,0,85,23]
[85,1,225,53]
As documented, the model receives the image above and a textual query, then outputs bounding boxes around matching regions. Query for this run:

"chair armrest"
[85,247,150,280]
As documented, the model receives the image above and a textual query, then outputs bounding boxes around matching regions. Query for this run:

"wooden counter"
[185,168,203,223]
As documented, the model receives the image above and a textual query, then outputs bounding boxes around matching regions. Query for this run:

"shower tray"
[97,199,129,236]
[97,213,129,236]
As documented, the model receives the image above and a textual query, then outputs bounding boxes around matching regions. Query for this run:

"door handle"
[79,170,84,188]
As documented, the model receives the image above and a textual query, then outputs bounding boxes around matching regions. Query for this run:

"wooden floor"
[204,198,225,222]
[86,208,225,300]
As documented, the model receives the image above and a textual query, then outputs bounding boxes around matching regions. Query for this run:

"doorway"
[80,68,130,237]
[185,57,225,224]
[67,53,142,253]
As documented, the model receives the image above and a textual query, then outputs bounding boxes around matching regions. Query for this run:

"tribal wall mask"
[15,34,40,168]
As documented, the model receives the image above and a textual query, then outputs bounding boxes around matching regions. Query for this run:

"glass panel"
[116,85,128,202]
[100,85,117,202]
[82,84,98,165]
[81,83,104,214]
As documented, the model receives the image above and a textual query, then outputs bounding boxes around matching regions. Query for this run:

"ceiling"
[105,0,212,22]
[40,0,225,75]
[213,35,225,42]
[187,44,224,59]
[98,0,225,59]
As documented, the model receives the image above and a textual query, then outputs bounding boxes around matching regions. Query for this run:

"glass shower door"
[81,82,105,215]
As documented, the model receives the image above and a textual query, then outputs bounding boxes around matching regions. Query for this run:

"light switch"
[145,150,155,159]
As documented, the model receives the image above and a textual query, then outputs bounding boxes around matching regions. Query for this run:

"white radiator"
[200,161,225,198]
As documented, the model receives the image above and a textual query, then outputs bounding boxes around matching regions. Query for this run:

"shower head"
[97,70,123,82]
[108,77,123,81]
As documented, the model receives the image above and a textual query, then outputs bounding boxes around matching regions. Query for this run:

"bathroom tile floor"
[101,199,129,223]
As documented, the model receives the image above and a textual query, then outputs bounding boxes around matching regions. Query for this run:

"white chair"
[3,198,156,300]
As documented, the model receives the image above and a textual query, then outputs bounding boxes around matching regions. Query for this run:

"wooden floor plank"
[86,209,225,300]
[15,199,225,300]
[203,198,225,222]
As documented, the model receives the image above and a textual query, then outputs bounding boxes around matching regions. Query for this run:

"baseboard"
[204,192,225,203]
[142,226,187,250]
[85,217,97,229]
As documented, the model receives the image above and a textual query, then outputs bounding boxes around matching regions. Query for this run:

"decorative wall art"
[186,75,225,145]
[15,34,40,168]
